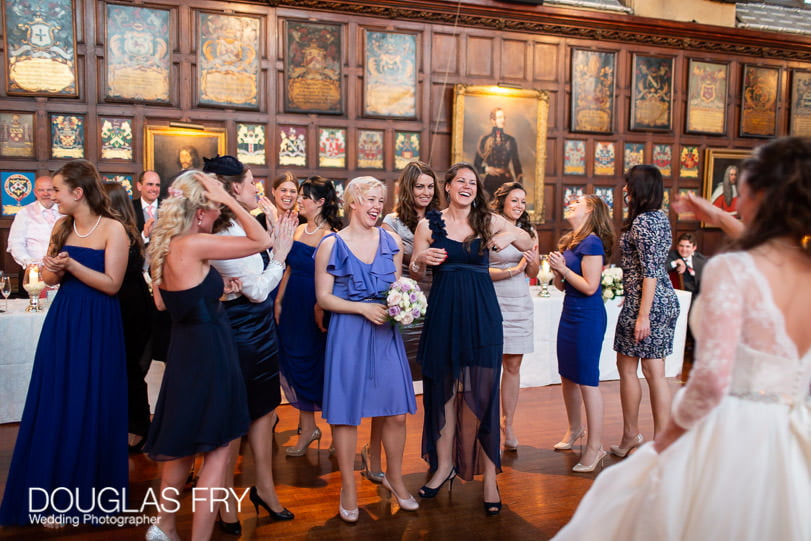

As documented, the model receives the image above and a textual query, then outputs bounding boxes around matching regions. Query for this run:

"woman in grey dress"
[612,165,679,458]
[352,161,440,483]
[488,182,538,450]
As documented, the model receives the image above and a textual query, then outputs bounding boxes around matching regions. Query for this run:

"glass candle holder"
[23,262,46,312]
[537,255,553,298]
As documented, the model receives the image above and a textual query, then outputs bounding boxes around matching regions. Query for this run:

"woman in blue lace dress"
[612,165,679,458]
[411,163,533,515]
[314,176,417,522]
[0,160,129,527]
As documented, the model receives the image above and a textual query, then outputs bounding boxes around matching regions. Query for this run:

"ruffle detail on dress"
[426,209,447,240]
[325,229,398,300]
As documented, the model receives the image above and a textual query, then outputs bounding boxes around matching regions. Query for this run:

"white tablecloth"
[0,288,692,424]
[0,299,47,423]
[520,286,692,387]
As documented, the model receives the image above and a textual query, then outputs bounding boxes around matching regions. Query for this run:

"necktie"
[145,204,155,220]
[686,259,694,276]
[44,208,56,225]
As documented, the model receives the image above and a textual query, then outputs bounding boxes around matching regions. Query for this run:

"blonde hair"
[146,170,219,286]
[558,194,615,259]
[344,176,386,211]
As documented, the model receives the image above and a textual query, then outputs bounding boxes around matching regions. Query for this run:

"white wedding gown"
[554,252,811,540]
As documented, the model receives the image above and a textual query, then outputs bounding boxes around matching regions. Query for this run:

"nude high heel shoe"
[572,448,607,473]
[609,433,643,458]
[553,428,585,450]
[145,525,170,541]
[338,489,359,523]
[286,427,322,456]
[382,475,419,511]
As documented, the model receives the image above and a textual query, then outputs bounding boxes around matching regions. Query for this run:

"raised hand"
[271,211,298,261]
[195,172,233,206]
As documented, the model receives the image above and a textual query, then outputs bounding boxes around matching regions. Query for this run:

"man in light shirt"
[131,170,162,244]
[6,175,62,267]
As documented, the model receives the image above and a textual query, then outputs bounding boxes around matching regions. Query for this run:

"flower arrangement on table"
[601,266,624,301]
[386,277,428,327]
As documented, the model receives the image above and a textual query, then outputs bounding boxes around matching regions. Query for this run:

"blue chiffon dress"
[144,267,250,460]
[557,234,607,386]
[417,211,503,480]
[279,241,326,411]
[0,246,128,525]
[320,229,416,426]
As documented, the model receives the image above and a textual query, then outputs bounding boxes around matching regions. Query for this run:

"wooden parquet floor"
[0,379,682,540]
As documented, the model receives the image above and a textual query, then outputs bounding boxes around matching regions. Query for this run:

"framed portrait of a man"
[144,125,226,197]
[701,148,750,226]
[451,84,550,221]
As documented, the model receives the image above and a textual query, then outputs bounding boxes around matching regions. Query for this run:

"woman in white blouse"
[205,156,298,533]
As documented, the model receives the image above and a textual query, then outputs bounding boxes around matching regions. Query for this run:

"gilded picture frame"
[284,20,343,115]
[2,0,77,97]
[363,30,418,119]
[686,59,728,135]
[629,54,673,132]
[105,4,171,103]
[739,64,779,138]
[570,49,616,134]
[197,11,261,109]
[144,125,226,197]
[701,148,750,227]
[451,84,550,221]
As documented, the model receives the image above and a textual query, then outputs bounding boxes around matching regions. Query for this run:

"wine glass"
[1,275,11,313]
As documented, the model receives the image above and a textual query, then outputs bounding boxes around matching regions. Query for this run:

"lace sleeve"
[671,255,743,429]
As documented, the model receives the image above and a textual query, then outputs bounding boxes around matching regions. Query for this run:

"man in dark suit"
[666,232,707,380]
[666,232,707,296]
[131,170,162,245]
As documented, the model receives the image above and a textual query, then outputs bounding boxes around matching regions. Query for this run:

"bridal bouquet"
[386,277,428,327]
[601,266,624,301]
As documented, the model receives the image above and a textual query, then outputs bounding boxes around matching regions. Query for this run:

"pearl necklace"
[73,215,102,238]
[304,222,323,235]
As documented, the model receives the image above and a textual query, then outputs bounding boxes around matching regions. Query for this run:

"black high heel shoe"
[249,486,294,521]
[418,468,456,499]
[216,514,242,535]
[483,484,502,516]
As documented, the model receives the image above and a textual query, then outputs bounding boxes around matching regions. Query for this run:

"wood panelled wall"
[2,0,811,278]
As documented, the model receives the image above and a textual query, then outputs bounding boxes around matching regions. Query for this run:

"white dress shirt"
[6,201,63,267]
[211,220,284,302]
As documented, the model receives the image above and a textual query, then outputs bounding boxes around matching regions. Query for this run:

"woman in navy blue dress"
[411,163,533,515]
[206,155,297,533]
[143,170,271,541]
[612,165,679,458]
[0,160,129,527]
[548,195,615,472]
[276,176,341,456]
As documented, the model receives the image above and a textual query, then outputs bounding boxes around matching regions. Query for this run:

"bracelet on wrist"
[410,260,421,273]
[507,268,513,278]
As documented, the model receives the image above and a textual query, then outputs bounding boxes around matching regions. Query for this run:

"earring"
[198,219,202,226]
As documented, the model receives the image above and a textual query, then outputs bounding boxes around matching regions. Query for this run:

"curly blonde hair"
[146,170,219,286]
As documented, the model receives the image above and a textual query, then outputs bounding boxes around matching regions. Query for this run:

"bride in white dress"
[554,136,811,541]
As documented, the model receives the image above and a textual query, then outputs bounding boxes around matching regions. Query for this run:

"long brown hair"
[103,183,144,256]
[622,164,663,232]
[395,161,439,232]
[490,181,536,239]
[444,162,492,253]
[49,160,116,255]
[558,194,615,259]
[733,136,811,258]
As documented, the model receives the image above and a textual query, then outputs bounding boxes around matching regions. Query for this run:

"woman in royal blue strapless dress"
[0,160,129,527]
[142,170,272,541]
[548,194,616,473]
[314,176,417,522]
[410,163,533,515]
[276,176,342,456]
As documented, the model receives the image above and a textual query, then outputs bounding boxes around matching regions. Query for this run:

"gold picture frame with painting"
[451,84,550,222]
[144,125,226,197]
[701,148,750,227]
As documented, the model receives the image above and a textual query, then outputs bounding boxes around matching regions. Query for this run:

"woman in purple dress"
[314,176,418,522]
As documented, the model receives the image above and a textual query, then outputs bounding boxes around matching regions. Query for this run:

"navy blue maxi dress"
[0,246,128,525]
[418,211,503,480]
[556,234,607,387]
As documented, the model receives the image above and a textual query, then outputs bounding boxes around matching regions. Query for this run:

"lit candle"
[29,267,39,284]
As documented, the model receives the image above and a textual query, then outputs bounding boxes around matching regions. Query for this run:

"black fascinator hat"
[202,154,244,176]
